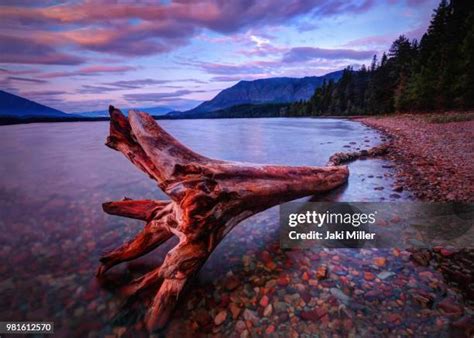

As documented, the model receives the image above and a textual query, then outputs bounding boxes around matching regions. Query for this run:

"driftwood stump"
[98,106,349,331]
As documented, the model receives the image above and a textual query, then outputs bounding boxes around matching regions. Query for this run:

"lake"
[0,118,462,337]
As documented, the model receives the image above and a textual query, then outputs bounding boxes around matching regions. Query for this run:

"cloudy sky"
[0,0,438,113]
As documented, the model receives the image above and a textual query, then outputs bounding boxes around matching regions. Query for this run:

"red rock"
[214,310,227,326]
[302,271,310,281]
[438,298,464,316]
[300,308,327,321]
[265,261,277,270]
[364,272,375,281]
[259,295,269,307]
[387,313,402,323]
[260,250,272,264]
[339,276,349,285]
[301,291,311,303]
[277,275,290,286]
[365,290,382,298]
[316,265,328,280]
[229,303,241,319]
[265,325,275,334]
[440,248,454,257]
[374,257,386,267]
[343,318,353,330]
[451,315,474,333]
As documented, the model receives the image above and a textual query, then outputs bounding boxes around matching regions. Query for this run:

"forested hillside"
[289,0,474,116]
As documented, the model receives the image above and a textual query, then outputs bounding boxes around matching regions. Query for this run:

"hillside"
[170,70,342,117]
[0,90,70,118]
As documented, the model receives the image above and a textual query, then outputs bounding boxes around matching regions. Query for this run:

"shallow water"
[0,118,467,337]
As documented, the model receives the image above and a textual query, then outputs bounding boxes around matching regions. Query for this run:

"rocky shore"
[357,113,474,202]
[356,113,474,337]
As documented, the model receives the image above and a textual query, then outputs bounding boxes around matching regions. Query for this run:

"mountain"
[0,90,71,118]
[171,70,343,117]
[79,105,173,117]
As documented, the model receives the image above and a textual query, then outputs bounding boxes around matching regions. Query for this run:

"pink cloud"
[39,65,136,79]
[0,0,379,60]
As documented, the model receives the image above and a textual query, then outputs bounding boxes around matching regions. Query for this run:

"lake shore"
[356,113,474,202]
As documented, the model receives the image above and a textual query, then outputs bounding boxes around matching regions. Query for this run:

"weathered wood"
[98,106,349,331]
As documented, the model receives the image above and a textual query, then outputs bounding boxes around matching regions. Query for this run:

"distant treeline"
[160,103,290,119]
[288,0,474,116]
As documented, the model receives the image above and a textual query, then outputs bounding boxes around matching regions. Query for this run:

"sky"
[0,0,439,113]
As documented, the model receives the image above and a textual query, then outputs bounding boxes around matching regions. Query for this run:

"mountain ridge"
[170,70,343,117]
[0,90,71,118]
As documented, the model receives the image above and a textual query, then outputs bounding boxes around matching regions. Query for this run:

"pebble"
[364,272,376,281]
[300,308,328,321]
[259,295,269,307]
[230,303,241,319]
[438,298,464,316]
[242,309,259,325]
[274,302,288,314]
[374,257,386,267]
[214,310,227,326]
[235,320,246,333]
[263,304,273,317]
[277,275,290,286]
[330,288,350,304]
[377,271,395,280]
[316,265,328,280]
[265,325,275,334]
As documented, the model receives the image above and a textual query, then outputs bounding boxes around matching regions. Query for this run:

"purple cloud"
[210,74,270,82]
[39,65,136,79]
[0,35,85,65]
[283,47,375,62]
[124,89,208,102]
[6,76,48,84]
[190,60,275,75]
[79,78,207,93]
[0,1,379,60]
[27,90,67,96]
[78,85,124,94]
[103,79,171,89]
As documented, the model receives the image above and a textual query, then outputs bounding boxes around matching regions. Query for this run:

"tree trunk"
[98,106,349,331]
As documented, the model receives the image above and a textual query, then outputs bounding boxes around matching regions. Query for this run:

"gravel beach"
[358,114,474,202]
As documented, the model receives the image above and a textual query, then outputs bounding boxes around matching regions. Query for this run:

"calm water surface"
[0,118,466,337]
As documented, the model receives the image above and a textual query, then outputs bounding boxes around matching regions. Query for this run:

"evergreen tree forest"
[288,0,474,116]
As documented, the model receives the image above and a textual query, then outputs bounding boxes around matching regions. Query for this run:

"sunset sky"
[0,0,438,113]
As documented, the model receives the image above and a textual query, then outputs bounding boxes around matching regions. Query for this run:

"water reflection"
[0,118,465,337]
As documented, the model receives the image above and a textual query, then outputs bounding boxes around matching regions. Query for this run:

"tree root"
[98,106,349,331]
